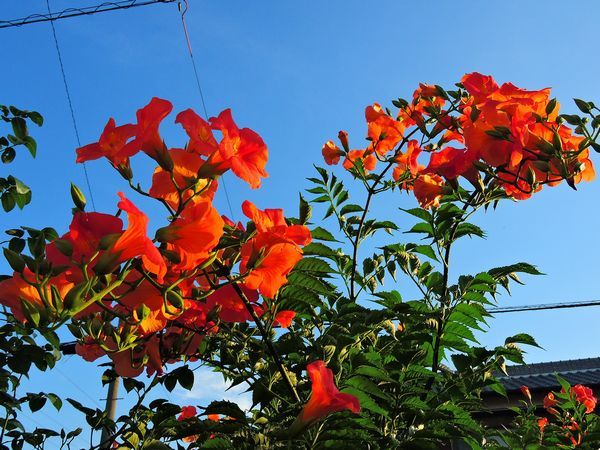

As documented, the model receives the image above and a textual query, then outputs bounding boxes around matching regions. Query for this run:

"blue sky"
[3,0,600,443]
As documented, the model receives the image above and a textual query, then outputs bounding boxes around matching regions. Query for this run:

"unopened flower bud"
[338,130,349,151]
[520,385,532,401]
[70,183,87,211]
[525,167,537,185]
[154,144,174,172]
[116,162,133,180]
[425,318,438,329]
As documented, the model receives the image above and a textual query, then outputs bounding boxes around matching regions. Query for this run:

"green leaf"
[28,394,47,412]
[299,194,312,224]
[163,374,177,392]
[46,393,62,411]
[5,228,24,237]
[11,117,27,140]
[555,374,571,394]
[13,177,30,195]
[201,438,234,449]
[1,192,15,212]
[341,386,388,416]
[373,290,403,307]
[303,242,338,259]
[306,186,326,194]
[444,322,478,344]
[489,263,544,278]
[487,381,507,397]
[454,223,486,239]
[294,257,335,274]
[63,282,89,311]
[310,226,339,242]
[353,365,393,382]
[42,227,59,242]
[204,400,247,422]
[1,147,15,163]
[323,204,335,220]
[505,333,542,349]
[411,244,438,261]
[21,299,41,326]
[287,272,334,297]
[406,222,433,236]
[3,247,25,272]
[177,366,194,390]
[424,271,443,292]
[14,190,32,210]
[67,398,96,416]
[23,136,36,158]
[142,441,172,450]
[437,403,480,434]
[8,237,25,253]
[42,330,61,349]
[312,194,329,203]
[336,190,349,206]
[561,114,583,126]
[345,376,392,402]
[314,165,329,183]
[371,221,398,233]
[27,111,44,126]
[7,354,32,375]
[401,207,432,222]
[340,204,363,216]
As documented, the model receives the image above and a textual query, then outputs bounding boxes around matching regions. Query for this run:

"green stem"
[347,119,436,301]
[430,192,480,375]
[0,374,22,444]
[228,279,301,404]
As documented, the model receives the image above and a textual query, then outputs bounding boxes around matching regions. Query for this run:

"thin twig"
[228,280,301,403]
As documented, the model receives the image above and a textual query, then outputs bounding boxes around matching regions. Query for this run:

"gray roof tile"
[495,358,600,391]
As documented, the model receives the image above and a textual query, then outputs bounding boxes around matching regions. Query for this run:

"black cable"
[489,299,600,314]
[46,0,97,211]
[0,0,175,29]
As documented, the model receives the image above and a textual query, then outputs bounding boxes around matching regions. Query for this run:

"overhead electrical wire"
[45,0,97,210]
[0,0,175,29]
[56,298,600,356]
[3,0,236,218]
[56,358,103,409]
[4,1,229,443]
[178,0,237,220]
[489,299,600,314]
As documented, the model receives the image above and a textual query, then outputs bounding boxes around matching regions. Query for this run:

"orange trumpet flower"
[290,360,360,434]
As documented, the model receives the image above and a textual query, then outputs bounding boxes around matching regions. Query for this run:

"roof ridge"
[510,357,600,367]
[498,367,600,378]
[496,357,600,378]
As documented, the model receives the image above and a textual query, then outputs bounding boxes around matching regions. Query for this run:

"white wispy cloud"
[175,368,252,412]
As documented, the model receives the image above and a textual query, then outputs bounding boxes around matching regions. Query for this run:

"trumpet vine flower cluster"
[0,98,311,378]
[323,72,596,208]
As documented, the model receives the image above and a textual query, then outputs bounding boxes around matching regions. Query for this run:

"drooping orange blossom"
[290,360,360,434]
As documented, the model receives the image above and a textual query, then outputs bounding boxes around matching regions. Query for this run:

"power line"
[46,0,97,211]
[489,299,600,314]
[55,360,103,409]
[178,0,237,221]
[20,409,90,449]
[0,0,175,29]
